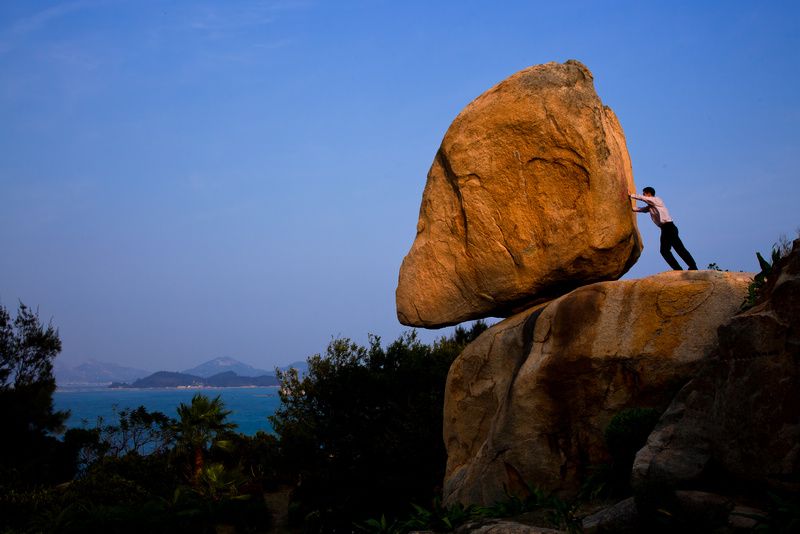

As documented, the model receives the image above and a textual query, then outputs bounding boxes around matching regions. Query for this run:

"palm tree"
[171,393,238,484]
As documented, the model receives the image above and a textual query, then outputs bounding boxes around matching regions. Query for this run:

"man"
[630,187,698,271]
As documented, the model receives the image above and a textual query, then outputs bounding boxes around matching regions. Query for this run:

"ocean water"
[54,387,282,436]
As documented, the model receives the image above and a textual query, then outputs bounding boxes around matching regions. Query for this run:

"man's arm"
[630,193,654,204]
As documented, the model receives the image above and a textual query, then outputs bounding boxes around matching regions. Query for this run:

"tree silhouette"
[0,300,69,486]
[171,393,238,484]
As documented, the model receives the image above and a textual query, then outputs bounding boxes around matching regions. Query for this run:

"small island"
[109,370,280,389]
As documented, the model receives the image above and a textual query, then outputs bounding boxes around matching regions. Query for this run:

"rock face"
[632,239,800,491]
[443,271,752,507]
[396,60,641,328]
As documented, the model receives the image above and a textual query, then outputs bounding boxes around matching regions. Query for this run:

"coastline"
[58,384,281,391]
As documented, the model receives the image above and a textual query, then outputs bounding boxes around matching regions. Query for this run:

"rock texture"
[396,60,641,328]
[443,270,753,507]
[632,239,800,491]
[581,491,756,534]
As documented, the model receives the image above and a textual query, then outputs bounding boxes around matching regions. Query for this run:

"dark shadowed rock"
[632,238,800,492]
[456,519,567,534]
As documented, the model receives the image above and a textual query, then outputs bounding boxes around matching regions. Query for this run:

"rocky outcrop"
[396,60,641,328]
[580,491,759,533]
[443,271,752,507]
[632,239,800,491]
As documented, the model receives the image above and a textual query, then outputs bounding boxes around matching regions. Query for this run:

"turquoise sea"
[54,387,282,436]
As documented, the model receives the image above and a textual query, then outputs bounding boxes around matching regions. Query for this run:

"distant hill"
[110,370,280,389]
[55,356,307,387]
[275,361,309,376]
[55,358,150,386]
[183,357,309,378]
[183,357,270,378]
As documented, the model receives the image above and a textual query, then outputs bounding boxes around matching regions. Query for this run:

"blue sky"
[2,1,798,372]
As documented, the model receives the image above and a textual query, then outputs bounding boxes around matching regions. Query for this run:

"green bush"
[209,429,282,490]
[742,248,782,310]
[0,485,63,532]
[86,452,179,501]
[577,407,663,501]
[604,407,661,462]
[62,471,152,510]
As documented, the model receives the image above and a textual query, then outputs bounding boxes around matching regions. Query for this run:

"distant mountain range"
[55,356,308,387]
[182,357,271,378]
[54,358,150,386]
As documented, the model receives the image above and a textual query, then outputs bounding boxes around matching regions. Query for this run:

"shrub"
[604,407,661,462]
[580,407,662,500]
[0,485,63,532]
[87,451,180,501]
[62,471,152,510]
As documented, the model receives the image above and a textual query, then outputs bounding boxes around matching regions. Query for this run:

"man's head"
[642,186,655,197]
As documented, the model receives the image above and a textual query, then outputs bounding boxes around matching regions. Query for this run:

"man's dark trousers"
[660,221,697,270]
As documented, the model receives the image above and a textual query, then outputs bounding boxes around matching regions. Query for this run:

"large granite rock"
[397,60,642,328]
[443,270,752,507]
[632,239,800,491]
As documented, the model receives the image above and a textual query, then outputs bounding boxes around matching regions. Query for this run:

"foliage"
[95,405,177,457]
[66,405,177,476]
[742,248,782,309]
[604,407,661,461]
[580,408,662,501]
[403,495,474,532]
[741,230,798,310]
[0,378,279,533]
[3,319,501,532]
[776,229,799,257]
[0,300,70,488]
[355,514,405,534]
[216,430,282,490]
[475,484,547,518]
[0,485,63,532]
[357,484,585,534]
[578,463,619,502]
[84,451,181,501]
[195,462,249,502]
[171,393,238,484]
[27,503,80,533]
[543,493,583,533]
[7,482,269,534]
[270,321,488,531]
[706,262,724,271]
[0,300,63,390]
[64,469,154,510]
[585,407,662,501]
[473,484,582,533]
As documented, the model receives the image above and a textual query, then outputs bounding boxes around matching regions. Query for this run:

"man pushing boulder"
[631,187,698,271]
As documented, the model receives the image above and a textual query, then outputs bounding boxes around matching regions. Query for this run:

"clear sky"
[2,1,798,372]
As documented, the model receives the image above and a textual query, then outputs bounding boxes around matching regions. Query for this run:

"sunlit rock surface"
[443,270,752,507]
[397,60,641,328]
